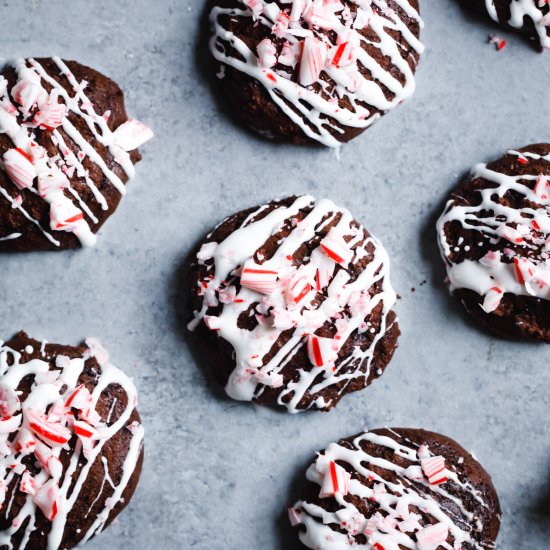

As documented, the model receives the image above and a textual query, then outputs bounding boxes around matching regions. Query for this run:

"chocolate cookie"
[437,144,550,341]
[209,0,424,147]
[0,332,144,550]
[188,195,400,413]
[461,0,550,50]
[289,428,501,549]
[0,57,153,252]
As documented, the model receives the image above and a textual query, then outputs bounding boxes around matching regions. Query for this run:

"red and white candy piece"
[415,522,449,550]
[112,118,154,152]
[245,0,263,18]
[514,257,536,285]
[257,38,278,68]
[535,175,550,201]
[49,201,84,231]
[204,315,222,331]
[240,261,279,295]
[286,273,313,307]
[272,12,290,38]
[481,287,504,314]
[288,507,303,527]
[85,337,110,366]
[14,427,36,455]
[496,225,525,245]
[0,414,22,433]
[299,36,328,86]
[33,92,66,130]
[37,170,68,199]
[12,79,45,115]
[64,383,93,410]
[320,229,353,265]
[33,479,59,521]
[307,334,338,368]
[20,470,38,496]
[489,34,507,51]
[305,4,334,29]
[418,445,448,485]
[320,460,350,498]
[27,411,71,447]
[3,148,36,190]
[0,383,20,417]
[34,440,63,479]
[479,250,501,269]
[331,42,356,68]
[74,420,98,459]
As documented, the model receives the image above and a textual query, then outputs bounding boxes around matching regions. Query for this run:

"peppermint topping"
[210,0,424,147]
[190,196,397,413]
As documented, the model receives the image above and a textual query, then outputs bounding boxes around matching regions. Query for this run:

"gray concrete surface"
[0,0,549,548]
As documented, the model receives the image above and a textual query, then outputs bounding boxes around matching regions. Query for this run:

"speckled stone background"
[0,0,549,548]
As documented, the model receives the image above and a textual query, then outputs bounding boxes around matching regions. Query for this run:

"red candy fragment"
[33,479,59,521]
[307,334,338,368]
[27,411,71,447]
[320,229,353,265]
[320,460,350,498]
[419,445,448,485]
[241,261,279,295]
[2,148,37,190]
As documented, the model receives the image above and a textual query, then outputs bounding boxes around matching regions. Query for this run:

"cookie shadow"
[170,238,234,404]
[419,170,478,331]
[276,456,312,550]
[526,466,550,537]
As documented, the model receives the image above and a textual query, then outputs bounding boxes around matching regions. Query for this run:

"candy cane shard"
[0,336,144,549]
[320,229,353,265]
[415,523,449,550]
[0,58,153,248]
[209,0,424,147]
[319,461,350,498]
[2,148,36,190]
[307,334,338,367]
[112,118,154,152]
[240,260,279,294]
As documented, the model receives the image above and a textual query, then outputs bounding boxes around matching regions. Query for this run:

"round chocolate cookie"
[461,0,550,50]
[209,0,424,147]
[0,332,144,549]
[0,57,153,252]
[289,428,501,549]
[188,195,400,413]
[437,144,550,341]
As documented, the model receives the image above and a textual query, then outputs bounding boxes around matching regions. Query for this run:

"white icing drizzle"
[189,195,397,413]
[485,0,550,49]
[437,147,550,312]
[210,0,424,147]
[0,337,144,550]
[0,57,152,248]
[0,232,21,242]
[291,429,494,550]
